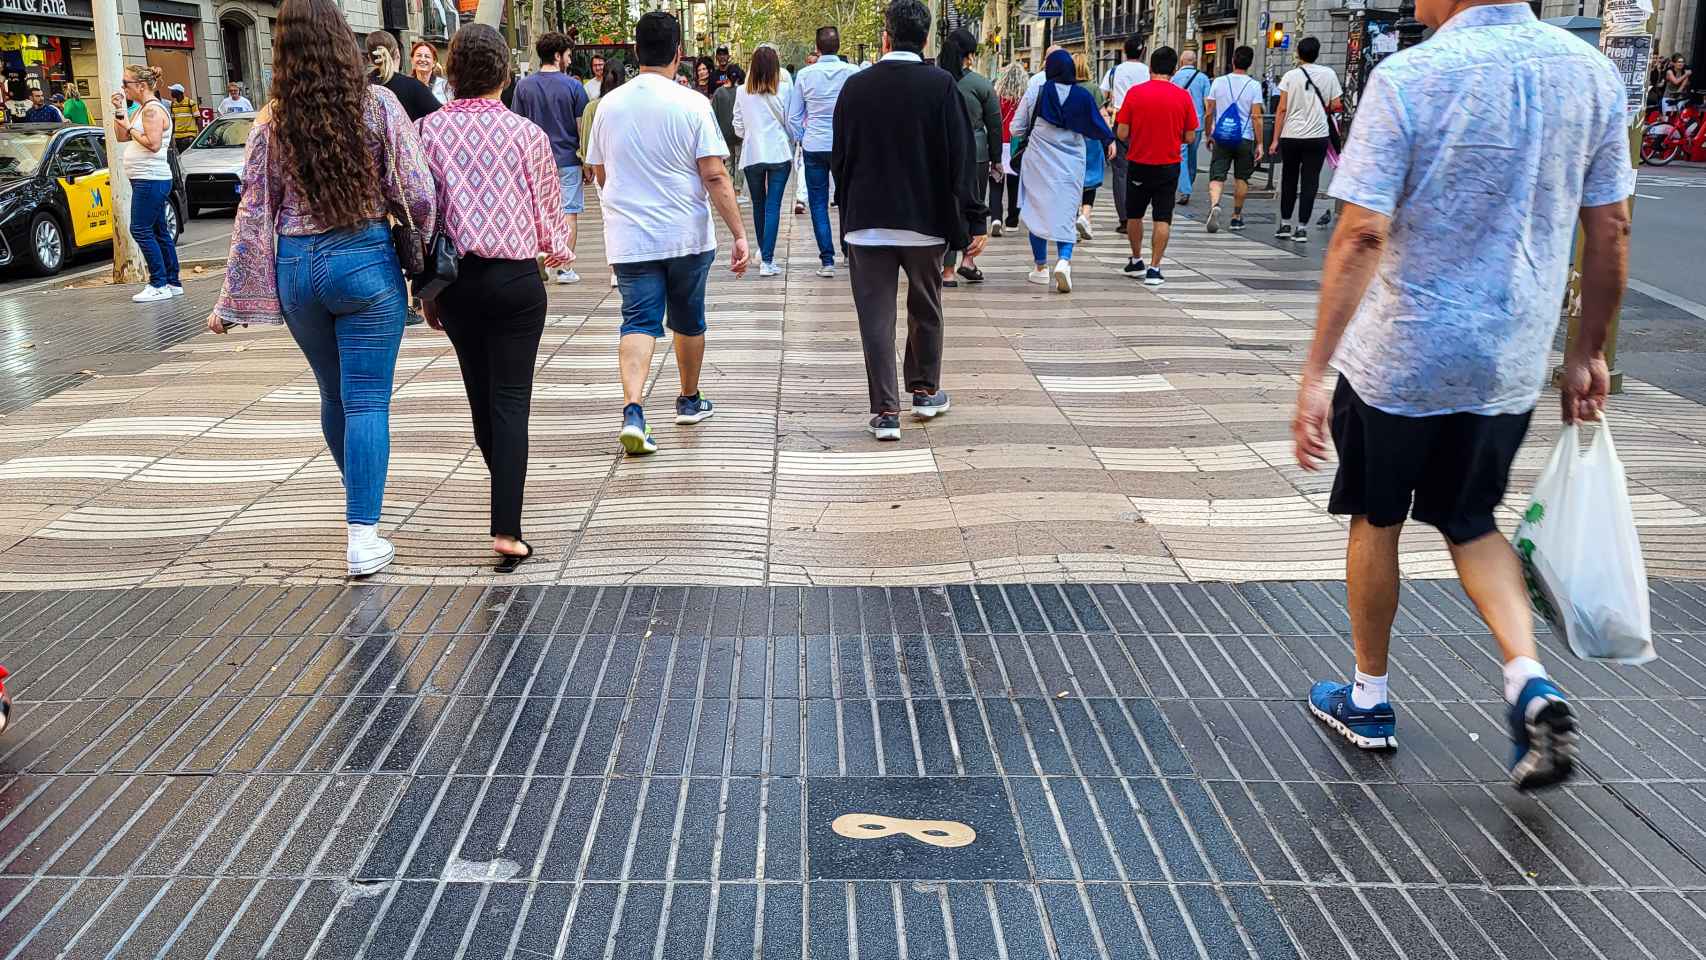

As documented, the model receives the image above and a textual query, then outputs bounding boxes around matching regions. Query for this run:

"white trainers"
[815,264,835,278]
[1026,268,1050,285]
[1075,215,1094,240]
[347,523,395,578]
[168,284,185,297]
[759,261,778,277]
[555,269,582,284]
[989,219,1005,237]
[132,285,172,303]
[1053,259,1073,293]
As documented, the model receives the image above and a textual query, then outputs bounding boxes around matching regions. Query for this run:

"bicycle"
[1642,102,1705,165]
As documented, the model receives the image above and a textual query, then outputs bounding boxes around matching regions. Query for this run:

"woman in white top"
[111,64,181,303]
[1268,36,1342,242]
[732,46,794,276]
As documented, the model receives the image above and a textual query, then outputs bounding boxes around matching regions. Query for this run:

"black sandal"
[495,540,533,574]
[957,265,985,283]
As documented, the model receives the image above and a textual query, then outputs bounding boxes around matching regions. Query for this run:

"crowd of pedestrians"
[190,0,1636,797]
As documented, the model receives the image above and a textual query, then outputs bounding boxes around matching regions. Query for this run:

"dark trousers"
[1110,140,1129,223]
[847,243,946,415]
[1279,136,1331,223]
[435,255,547,539]
[989,171,1019,226]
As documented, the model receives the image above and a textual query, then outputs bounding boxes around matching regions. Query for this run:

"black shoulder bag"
[1007,92,1041,176]
[382,115,457,300]
[1300,66,1342,154]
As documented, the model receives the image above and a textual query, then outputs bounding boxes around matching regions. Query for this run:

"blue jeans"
[1029,234,1074,264]
[128,178,179,288]
[744,161,792,264]
[277,221,407,525]
[802,150,835,265]
[1179,132,1201,197]
[615,250,716,338]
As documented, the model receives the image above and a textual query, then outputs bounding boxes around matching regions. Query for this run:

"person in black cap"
[716,44,745,86]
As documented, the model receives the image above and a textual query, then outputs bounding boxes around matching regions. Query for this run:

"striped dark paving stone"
[2,583,1706,958]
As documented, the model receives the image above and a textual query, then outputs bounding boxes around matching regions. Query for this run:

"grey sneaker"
[867,414,901,441]
[911,390,950,420]
[1206,207,1221,234]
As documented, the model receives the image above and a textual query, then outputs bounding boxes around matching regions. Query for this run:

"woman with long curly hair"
[416,24,573,573]
[991,61,1028,233]
[208,0,436,578]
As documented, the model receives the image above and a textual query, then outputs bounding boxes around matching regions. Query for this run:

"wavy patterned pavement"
[1,199,1704,588]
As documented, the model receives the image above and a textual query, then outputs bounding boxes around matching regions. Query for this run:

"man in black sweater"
[832,0,986,441]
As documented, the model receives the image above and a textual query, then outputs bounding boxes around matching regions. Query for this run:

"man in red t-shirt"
[1114,46,1198,287]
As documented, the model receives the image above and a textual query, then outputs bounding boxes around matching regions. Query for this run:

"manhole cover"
[808,778,1027,880]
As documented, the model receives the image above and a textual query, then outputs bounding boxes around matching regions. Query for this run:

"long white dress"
[1015,81,1088,244]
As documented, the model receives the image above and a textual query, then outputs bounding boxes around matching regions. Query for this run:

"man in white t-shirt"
[217,81,253,115]
[1203,44,1264,233]
[585,10,750,457]
[1100,34,1149,231]
[1268,37,1343,241]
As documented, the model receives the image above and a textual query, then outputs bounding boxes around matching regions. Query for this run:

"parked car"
[0,122,187,276]
[181,112,253,217]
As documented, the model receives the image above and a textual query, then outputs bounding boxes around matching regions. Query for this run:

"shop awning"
[0,20,96,40]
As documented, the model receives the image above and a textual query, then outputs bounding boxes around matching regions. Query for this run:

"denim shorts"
[558,166,586,215]
[615,250,716,338]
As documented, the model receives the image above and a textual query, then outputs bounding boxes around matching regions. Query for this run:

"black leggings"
[1279,136,1330,223]
[989,168,1019,225]
[434,254,547,540]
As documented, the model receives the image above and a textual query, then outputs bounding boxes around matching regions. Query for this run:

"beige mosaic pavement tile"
[4,197,1705,585]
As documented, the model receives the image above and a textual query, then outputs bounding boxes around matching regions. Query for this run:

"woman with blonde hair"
[410,40,450,104]
[991,61,1028,234]
[209,0,436,577]
[111,64,180,302]
[732,45,794,276]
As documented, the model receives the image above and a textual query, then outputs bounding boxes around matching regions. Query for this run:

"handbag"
[381,122,457,298]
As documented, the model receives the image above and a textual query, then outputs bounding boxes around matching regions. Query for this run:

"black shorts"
[1125,161,1179,224]
[1327,378,1533,545]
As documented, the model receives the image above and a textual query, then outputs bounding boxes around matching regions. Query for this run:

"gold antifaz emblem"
[831,813,977,848]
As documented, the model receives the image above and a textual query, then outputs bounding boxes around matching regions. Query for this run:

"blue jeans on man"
[128,177,179,288]
[1179,132,1202,198]
[744,161,792,265]
[277,221,407,525]
[802,150,835,266]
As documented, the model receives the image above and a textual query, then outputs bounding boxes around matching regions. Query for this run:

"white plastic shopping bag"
[1513,419,1655,664]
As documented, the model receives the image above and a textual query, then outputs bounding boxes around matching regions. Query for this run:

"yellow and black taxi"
[0,123,187,276]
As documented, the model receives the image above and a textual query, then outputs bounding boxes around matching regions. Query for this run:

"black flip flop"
[495,540,533,574]
[957,265,985,284]
[941,278,959,288]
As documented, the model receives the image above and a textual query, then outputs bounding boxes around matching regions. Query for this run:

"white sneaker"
[759,262,777,277]
[132,285,172,303]
[555,269,581,284]
[737,195,750,205]
[815,264,835,278]
[1053,259,1073,293]
[167,284,185,297]
[1026,268,1050,285]
[989,219,1005,237]
[1075,215,1094,240]
[347,524,395,577]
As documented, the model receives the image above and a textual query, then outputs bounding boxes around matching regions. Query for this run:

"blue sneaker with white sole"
[676,393,715,425]
[1308,680,1397,750]
[1508,677,1577,791]
[619,403,656,456]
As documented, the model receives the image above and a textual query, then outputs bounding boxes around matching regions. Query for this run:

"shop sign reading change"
[142,15,194,47]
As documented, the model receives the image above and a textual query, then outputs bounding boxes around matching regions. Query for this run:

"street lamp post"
[1395,0,1426,49]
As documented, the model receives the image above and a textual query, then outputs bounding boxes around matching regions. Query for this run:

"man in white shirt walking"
[1203,45,1264,233]
[585,10,750,457]
[1100,34,1148,232]
[786,26,859,276]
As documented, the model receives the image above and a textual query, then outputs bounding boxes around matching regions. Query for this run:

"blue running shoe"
[619,403,656,456]
[1508,677,1577,791]
[675,392,715,425]
[1308,680,1397,750]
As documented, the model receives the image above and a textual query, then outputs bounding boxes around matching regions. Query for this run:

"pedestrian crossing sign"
[1037,0,1064,18]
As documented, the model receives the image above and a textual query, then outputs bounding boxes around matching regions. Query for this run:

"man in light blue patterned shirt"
[787,26,860,276]
[1291,0,1634,790]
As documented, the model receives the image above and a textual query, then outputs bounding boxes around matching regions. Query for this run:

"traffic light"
[1268,22,1284,48]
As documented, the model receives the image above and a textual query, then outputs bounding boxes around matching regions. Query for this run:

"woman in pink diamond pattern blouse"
[415,23,575,575]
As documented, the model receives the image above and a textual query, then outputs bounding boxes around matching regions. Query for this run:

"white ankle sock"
[1351,671,1388,710]
[1503,656,1547,704]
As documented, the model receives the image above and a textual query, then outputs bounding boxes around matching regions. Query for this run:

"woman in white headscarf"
[1014,48,1113,293]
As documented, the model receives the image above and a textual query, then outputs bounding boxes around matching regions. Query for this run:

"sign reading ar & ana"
[0,0,94,20]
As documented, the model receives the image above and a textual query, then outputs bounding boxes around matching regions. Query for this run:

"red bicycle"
[1642,102,1705,165]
